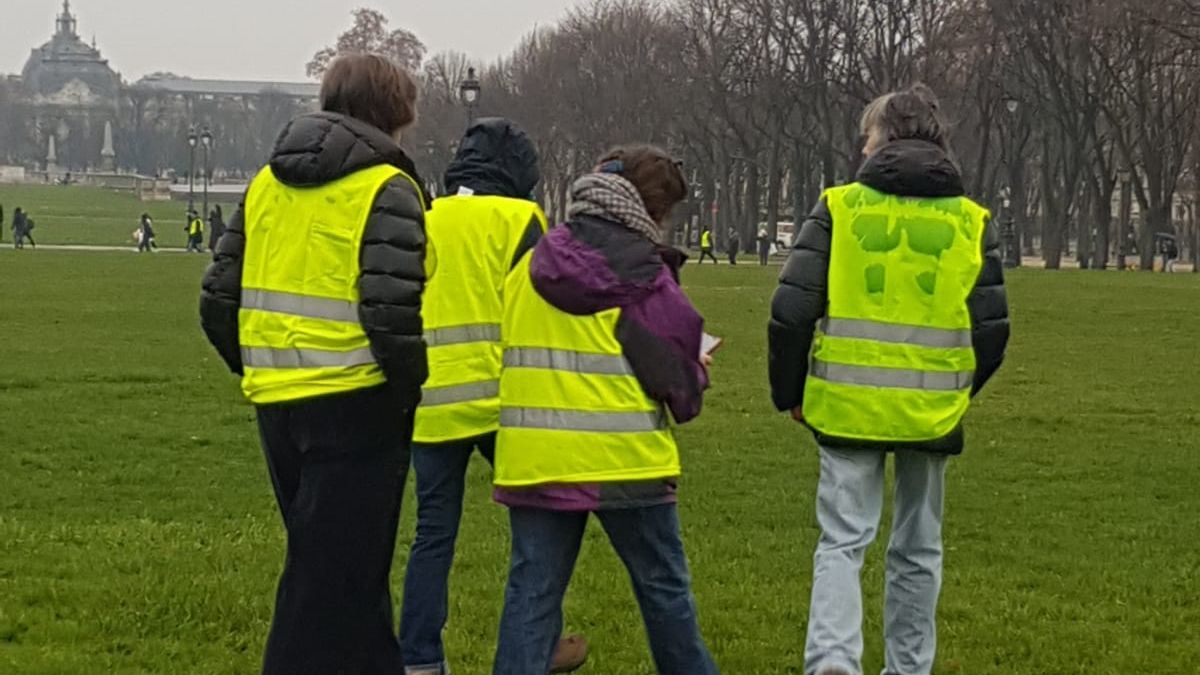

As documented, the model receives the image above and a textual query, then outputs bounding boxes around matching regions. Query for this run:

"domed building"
[22,1,121,106]
[19,1,120,171]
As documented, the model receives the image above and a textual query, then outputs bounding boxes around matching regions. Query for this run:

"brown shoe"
[549,634,589,673]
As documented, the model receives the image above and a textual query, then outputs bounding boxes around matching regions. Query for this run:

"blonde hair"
[860,83,948,150]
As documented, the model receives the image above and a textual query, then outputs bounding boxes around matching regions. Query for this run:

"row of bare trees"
[397,0,1200,270]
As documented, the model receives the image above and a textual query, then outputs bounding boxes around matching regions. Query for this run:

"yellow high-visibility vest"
[494,255,680,487]
[414,194,547,443]
[803,182,989,442]
[238,163,423,405]
[189,218,204,236]
[701,230,711,248]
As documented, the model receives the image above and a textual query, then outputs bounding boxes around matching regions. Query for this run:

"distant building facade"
[3,1,318,176]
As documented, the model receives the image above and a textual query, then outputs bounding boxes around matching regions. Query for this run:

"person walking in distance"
[11,207,26,249]
[768,84,1009,675]
[399,117,588,675]
[208,205,226,254]
[492,146,720,675]
[757,228,771,265]
[138,213,157,252]
[200,54,430,675]
[185,210,205,253]
[698,227,718,264]
[726,227,740,265]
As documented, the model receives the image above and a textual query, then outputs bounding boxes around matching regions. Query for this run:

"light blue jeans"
[805,446,948,675]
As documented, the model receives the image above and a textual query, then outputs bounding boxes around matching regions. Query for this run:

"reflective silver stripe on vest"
[820,318,972,349]
[242,289,360,324]
[501,407,667,433]
[504,348,632,376]
[811,361,973,392]
[420,379,500,407]
[425,324,502,347]
[242,346,376,369]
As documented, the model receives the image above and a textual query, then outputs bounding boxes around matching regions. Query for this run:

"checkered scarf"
[567,173,662,244]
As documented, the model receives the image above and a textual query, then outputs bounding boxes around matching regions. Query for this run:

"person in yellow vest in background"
[698,226,718,264]
[398,118,587,675]
[492,145,720,675]
[768,84,1010,675]
[199,54,430,675]
[185,209,205,253]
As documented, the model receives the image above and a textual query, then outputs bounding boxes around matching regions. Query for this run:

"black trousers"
[256,384,413,675]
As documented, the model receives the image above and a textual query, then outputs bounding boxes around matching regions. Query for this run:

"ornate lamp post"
[459,67,481,127]
[200,126,213,226]
[1001,95,1021,268]
[186,125,198,215]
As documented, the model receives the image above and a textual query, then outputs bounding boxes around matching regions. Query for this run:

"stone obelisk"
[100,120,116,171]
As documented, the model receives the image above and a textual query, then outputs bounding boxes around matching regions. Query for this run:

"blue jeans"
[493,504,719,675]
[805,447,948,675]
[399,434,495,673]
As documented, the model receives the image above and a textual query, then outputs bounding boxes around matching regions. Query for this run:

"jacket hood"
[530,217,666,316]
[268,112,426,195]
[857,139,964,198]
[443,117,540,199]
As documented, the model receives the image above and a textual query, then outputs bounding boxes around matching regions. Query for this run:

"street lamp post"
[459,67,481,128]
[1001,95,1022,268]
[1000,187,1018,269]
[200,126,213,227]
[186,125,198,215]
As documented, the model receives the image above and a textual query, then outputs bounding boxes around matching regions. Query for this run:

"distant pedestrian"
[698,227,718,264]
[185,211,205,253]
[757,228,770,265]
[138,213,157,252]
[1162,237,1179,273]
[208,205,225,253]
[11,207,24,249]
[21,218,36,249]
[726,227,740,265]
[13,208,34,249]
[0,204,5,243]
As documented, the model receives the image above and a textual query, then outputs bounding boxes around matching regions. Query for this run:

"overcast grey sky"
[3,0,582,81]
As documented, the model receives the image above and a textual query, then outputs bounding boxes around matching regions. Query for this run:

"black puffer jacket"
[768,139,1009,455]
[200,112,430,407]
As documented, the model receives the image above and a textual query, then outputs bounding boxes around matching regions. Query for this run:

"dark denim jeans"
[493,504,719,675]
[399,434,496,673]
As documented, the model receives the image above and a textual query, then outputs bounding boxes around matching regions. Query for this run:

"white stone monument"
[100,120,116,171]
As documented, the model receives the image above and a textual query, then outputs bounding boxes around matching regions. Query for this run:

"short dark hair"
[860,83,949,150]
[320,54,419,136]
[595,144,688,223]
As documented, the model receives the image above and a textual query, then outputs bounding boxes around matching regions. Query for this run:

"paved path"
[7,244,195,254]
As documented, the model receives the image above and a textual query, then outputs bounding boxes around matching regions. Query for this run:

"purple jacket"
[496,215,708,511]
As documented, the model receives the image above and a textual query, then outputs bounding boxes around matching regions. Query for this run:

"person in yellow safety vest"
[185,210,205,253]
[768,84,1010,675]
[698,226,718,264]
[199,54,431,675]
[399,118,587,675]
[491,145,720,675]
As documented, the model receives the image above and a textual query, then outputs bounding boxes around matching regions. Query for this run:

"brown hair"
[595,144,688,223]
[319,54,419,136]
[860,83,948,150]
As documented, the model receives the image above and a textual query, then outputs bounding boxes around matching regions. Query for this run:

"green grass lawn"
[0,185,237,248]
[0,250,1197,674]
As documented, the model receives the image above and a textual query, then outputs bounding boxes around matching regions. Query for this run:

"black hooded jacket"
[200,112,430,407]
[443,117,540,199]
[768,140,1010,455]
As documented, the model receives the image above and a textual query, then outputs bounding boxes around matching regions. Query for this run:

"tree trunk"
[743,161,761,252]
[765,140,782,243]
[1092,178,1112,271]
[1140,205,1169,272]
